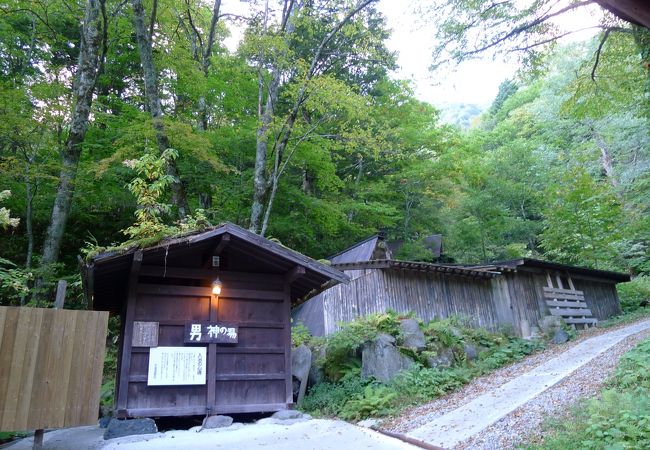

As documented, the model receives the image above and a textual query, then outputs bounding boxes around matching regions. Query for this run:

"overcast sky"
[222,0,604,109]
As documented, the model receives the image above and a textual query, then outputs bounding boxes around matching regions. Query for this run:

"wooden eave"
[596,0,650,29]
[486,258,630,283]
[84,223,349,311]
[332,259,501,279]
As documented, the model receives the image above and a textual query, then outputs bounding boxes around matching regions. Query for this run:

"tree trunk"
[197,0,222,130]
[588,123,619,188]
[40,0,103,267]
[131,0,189,218]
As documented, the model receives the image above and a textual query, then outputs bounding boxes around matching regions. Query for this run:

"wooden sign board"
[132,321,159,347]
[147,346,206,386]
[183,321,238,344]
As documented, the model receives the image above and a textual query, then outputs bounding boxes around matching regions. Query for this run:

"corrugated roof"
[466,258,630,283]
[331,259,500,278]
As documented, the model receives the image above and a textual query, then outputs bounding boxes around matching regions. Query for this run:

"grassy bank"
[522,336,650,450]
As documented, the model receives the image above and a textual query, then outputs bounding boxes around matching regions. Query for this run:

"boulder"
[271,410,304,420]
[399,319,426,351]
[426,347,454,369]
[361,333,414,383]
[308,346,326,388]
[463,343,478,361]
[104,418,157,440]
[539,316,563,337]
[202,415,233,429]
[292,344,312,404]
[357,418,381,428]
[552,329,570,344]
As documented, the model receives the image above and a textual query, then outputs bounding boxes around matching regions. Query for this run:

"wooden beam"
[285,266,306,284]
[201,233,231,268]
[116,251,142,412]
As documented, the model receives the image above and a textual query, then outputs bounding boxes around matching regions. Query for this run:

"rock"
[357,418,381,428]
[292,344,312,404]
[426,347,454,369]
[539,316,563,337]
[202,415,233,429]
[552,329,569,344]
[463,343,478,361]
[271,409,304,420]
[98,416,112,429]
[308,346,326,388]
[104,418,157,440]
[399,319,426,351]
[361,333,414,383]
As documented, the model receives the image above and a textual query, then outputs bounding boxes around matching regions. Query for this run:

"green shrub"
[291,322,312,347]
[610,338,650,392]
[617,276,650,313]
[339,385,398,420]
[300,377,368,416]
[391,365,472,402]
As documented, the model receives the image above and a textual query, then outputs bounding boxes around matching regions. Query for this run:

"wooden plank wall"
[318,269,505,334]
[504,271,548,336]
[571,278,622,320]
[0,306,109,432]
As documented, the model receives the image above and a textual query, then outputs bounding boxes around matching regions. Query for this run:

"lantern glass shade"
[211,277,222,295]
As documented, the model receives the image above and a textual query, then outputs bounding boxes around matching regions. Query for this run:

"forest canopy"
[0,0,648,306]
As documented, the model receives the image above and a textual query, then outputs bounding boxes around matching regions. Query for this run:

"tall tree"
[131,0,189,217]
[249,0,380,235]
[40,0,104,267]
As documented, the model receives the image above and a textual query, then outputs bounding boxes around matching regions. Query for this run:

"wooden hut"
[84,223,348,418]
[293,236,630,337]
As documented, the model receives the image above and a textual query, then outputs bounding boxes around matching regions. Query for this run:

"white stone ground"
[2,420,418,450]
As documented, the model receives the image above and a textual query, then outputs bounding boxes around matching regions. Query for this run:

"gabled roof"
[467,258,630,283]
[84,223,349,311]
[328,234,382,264]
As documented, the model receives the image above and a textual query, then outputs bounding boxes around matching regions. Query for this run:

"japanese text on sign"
[147,346,206,386]
[183,322,238,344]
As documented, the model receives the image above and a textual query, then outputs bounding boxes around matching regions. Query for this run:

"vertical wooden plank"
[207,295,217,413]
[54,280,67,309]
[55,310,78,427]
[13,308,44,431]
[0,308,21,430]
[283,283,292,406]
[75,311,105,426]
[117,251,143,413]
[4,308,37,431]
[63,310,92,426]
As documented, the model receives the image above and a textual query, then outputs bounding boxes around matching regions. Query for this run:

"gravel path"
[382,316,650,447]
[457,327,650,450]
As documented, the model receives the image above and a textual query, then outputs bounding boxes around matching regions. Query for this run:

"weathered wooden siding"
[503,271,548,336]
[0,307,108,431]
[572,278,621,320]
[299,269,508,335]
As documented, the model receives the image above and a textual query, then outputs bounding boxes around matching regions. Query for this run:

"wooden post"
[33,429,44,450]
[54,280,67,309]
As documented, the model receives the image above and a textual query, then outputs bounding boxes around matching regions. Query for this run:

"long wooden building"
[84,223,347,418]
[293,236,630,337]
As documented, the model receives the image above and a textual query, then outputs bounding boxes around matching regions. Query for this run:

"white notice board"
[147,347,206,386]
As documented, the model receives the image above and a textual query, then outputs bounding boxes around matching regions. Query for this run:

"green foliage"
[121,148,179,240]
[291,322,313,348]
[0,190,19,229]
[0,256,31,304]
[339,385,397,421]
[300,377,369,417]
[301,312,545,420]
[323,311,403,381]
[617,276,650,313]
[610,338,650,392]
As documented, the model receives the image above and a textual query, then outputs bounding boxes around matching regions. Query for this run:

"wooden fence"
[0,306,109,431]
